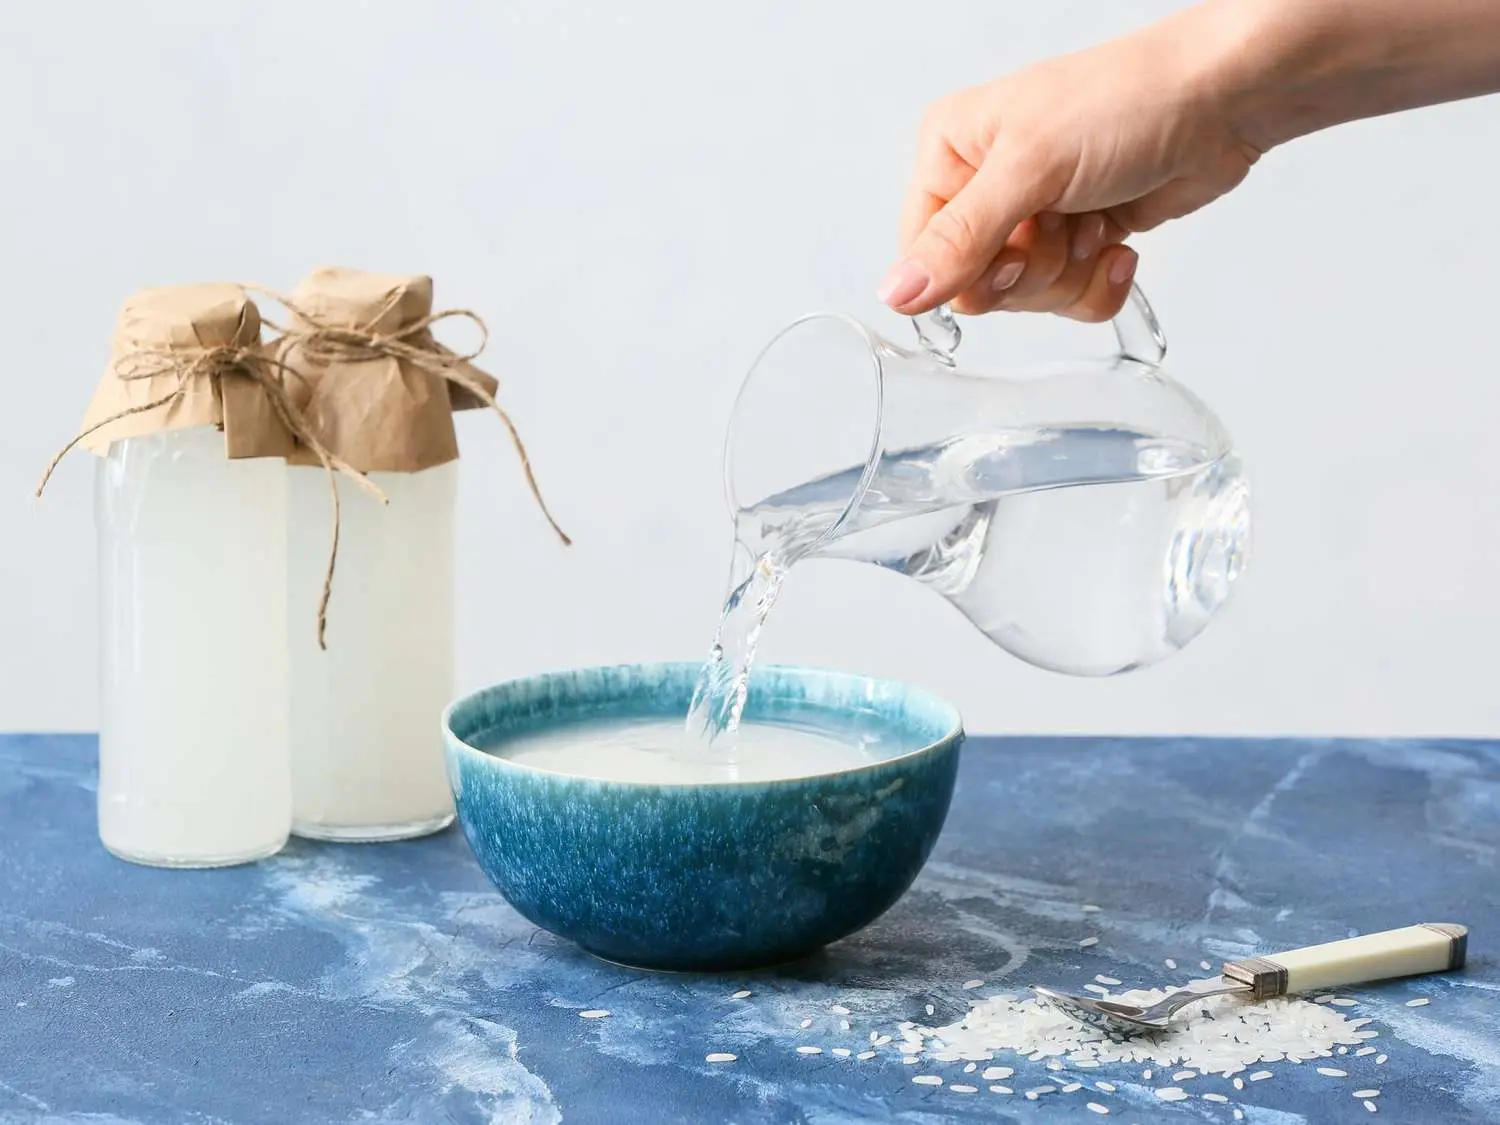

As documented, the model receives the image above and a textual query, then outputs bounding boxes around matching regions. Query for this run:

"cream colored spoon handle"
[1222,923,1468,1000]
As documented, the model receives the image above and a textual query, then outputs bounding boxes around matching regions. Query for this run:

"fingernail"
[877,259,931,308]
[992,259,1025,292]
[1038,211,1064,233]
[1108,247,1139,286]
[1072,215,1105,261]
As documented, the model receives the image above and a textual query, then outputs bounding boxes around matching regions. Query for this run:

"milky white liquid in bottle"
[96,427,291,867]
[286,462,456,841]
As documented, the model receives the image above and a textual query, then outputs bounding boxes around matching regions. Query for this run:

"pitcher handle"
[912,281,1167,367]
[1113,283,1167,365]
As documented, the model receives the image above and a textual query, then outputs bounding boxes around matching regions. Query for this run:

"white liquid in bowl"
[490,716,911,784]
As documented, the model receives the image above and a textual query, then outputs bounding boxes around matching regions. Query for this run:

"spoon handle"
[1222,923,1467,1001]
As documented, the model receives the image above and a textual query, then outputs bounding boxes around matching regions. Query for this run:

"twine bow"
[36,345,386,650]
[246,284,571,547]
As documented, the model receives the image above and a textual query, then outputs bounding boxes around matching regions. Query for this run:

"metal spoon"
[1033,921,1468,1039]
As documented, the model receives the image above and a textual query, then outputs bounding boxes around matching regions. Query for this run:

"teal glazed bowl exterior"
[443,662,964,972]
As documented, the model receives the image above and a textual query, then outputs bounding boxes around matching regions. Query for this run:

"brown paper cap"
[77,283,294,460]
[272,267,499,473]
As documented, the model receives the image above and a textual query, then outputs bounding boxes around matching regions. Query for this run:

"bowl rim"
[441,661,965,791]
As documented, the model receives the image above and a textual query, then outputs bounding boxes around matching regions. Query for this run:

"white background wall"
[3,0,1498,737]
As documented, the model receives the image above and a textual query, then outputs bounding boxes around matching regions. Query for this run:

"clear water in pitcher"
[686,425,1251,751]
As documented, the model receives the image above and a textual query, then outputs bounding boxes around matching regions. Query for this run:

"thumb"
[880,149,1054,314]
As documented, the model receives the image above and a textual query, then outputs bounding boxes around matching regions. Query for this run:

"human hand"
[880,4,1262,321]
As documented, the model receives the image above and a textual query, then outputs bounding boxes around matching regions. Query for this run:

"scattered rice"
[857,1051,876,1060]
[1356,1047,1377,1057]
[1318,1067,1348,1077]
[832,1048,851,1058]
[1204,1093,1229,1103]
[578,1010,610,1019]
[1095,1081,1116,1092]
[705,1052,736,1063]
[1095,975,1122,986]
[731,990,751,999]
[963,1062,976,1073]
[1083,905,1101,913]
[840,1020,850,1031]
[830,1005,851,1015]
[1062,1082,1082,1093]
[926,1004,935,1016]
[1331,998,1357,1007]
[1235,1111,1244,1121]
[800,1019,812,1028]
[1156,1088,1189,1101]
[1165,959,1177,970]
[903,1057,920,1065]
[1087,1102,1110,1114]
[990,1085,1012,1094]
[873,1034,892,1046]
[1365,1100,1378,1113]
[1316,995,1336,1004]
[1233,1078,1244,1089]
[1376,1055,1388,1065]
[797,1046,822,1056]
[1406,998,1430,1007]
[1353,1090,1380,1098]
[1079,937,1099,948]
[1085,984,1110,996]
[1200,961,1213,971]
[912,1074,942,1086]
[950,1084,978,1094]
[983,1066,1014,1080]
[898,988,1375,1080]
[962,979,984,990]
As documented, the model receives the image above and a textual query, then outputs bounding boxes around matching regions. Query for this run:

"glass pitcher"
[722,285,1251,679]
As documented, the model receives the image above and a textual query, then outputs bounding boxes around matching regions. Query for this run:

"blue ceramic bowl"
[443,662,963,972]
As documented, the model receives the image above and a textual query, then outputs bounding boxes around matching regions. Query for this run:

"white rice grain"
[857,1050,876,1060]
[950,1084,978,1094]
[1156,1088,1190,1101]
[1365,1100,1378,1113]
[990,1085,1013,1094]
[1165,958,1177,969]
[705,1053,736,1063]
[1095,975,1122,986]
[731,990,751,999]
[1087,1102,1110,1114]
[1406,997,1430,1007]
[832,1048,851,1058]
[579,1010,610,1019]
[1353,1090,1380,1098]
[1203,1093,1229,1103]
[1095,1081,1117,1093]
[962,979,984,990]
[797,1046,822,1056]
[912,1074,942,1086]
[1318,1067,1348,1077]
[1079,937,1099,948]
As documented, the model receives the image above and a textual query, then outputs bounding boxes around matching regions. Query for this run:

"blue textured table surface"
[2,734,1496,1124]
